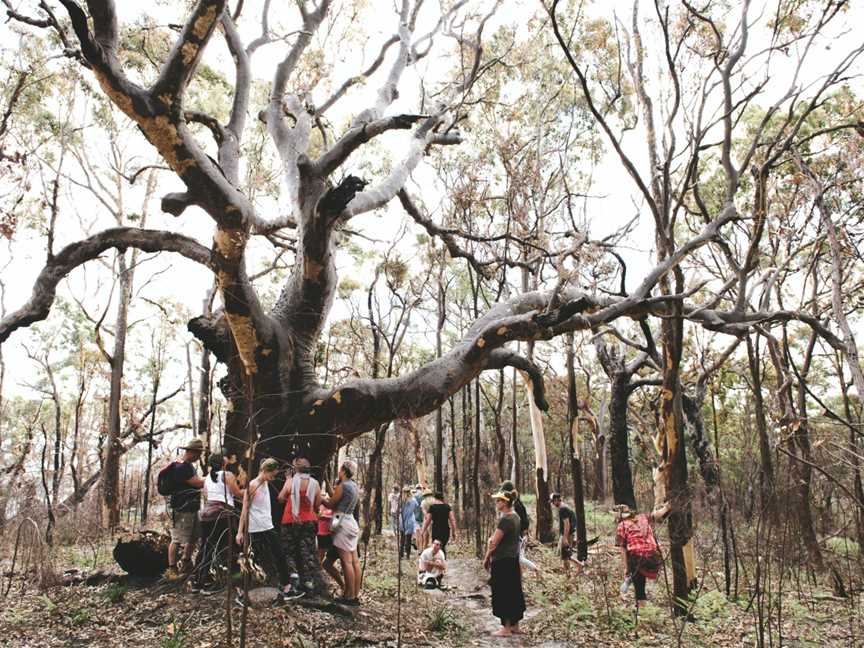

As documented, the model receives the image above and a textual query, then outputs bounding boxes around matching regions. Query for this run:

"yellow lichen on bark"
[181,42,199,65]
[192,4,219,39]
[304,258,324,280]
[145,116,197,175]
[224,311,259,375]
[682,540,697,586]
[91,72,197,177]
[214,228,248,260]
[665,413,677,457]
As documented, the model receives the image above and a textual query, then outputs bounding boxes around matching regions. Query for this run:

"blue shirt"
[400,497,418,533]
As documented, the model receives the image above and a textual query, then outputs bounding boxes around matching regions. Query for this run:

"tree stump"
[112,530,169,577]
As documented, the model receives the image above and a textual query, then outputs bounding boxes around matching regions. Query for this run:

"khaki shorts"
[171,511,200,544]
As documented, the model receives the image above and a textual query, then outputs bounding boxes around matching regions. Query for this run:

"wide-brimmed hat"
[181,438,205,453]
[611,504,634,519]
[491,491,511,502]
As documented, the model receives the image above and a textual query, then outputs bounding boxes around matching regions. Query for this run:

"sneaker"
[234,593,249,608]
[282,585,305,601]
[335,596,359,606]
[188,582,201,593]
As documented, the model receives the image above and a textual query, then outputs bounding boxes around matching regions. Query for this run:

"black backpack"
[157,461,181,496]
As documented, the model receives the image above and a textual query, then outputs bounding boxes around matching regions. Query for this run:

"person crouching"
[417,538,447,589]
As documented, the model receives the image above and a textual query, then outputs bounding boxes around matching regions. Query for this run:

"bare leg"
[350,552,361,599]
[323,555,345,590]
[168,542,178,567]
[338,549,355,599]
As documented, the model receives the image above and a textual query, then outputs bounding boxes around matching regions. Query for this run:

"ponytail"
[208,453,224,483]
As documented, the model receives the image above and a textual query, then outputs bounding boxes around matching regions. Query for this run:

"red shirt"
[615,513,658,558]
[317,508,333,536]
[281,489,318,524]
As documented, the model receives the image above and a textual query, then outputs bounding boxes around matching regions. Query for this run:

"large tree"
[1,0,861,529]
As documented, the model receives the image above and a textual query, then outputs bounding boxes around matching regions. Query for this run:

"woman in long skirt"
[482,488,526,637]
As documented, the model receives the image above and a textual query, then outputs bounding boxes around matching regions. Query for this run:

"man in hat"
[550,492,580,578]
[166,438,205,581]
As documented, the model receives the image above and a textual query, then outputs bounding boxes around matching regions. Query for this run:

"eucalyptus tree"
[549,0,864,613]
[1,3,861,585]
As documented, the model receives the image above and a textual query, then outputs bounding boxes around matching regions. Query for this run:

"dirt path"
[423,557,561,648]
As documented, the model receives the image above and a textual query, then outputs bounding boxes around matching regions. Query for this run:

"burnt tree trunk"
[747,335,776,523]
[566,334,588,561]
[103,250,133,529]
[594,335,650,509]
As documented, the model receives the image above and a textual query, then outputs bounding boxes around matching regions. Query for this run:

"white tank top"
[248,480,273,533]
[204,471,234,507]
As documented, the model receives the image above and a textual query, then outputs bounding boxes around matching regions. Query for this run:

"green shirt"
[492,512,520,562]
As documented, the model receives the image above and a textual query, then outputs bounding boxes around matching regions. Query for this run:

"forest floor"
[1,503,863,647]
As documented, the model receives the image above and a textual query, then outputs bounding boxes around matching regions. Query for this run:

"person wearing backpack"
[613,502,670,607]
[162,438,205,581]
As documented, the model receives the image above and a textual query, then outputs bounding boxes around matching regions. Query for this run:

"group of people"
[388,485,458,587]
[482,487,668,636]
[161,438,363,606]
[162,438,669,629]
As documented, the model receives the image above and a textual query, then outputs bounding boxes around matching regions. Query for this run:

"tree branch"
[0,228,212,344]
[151,0,227,102]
